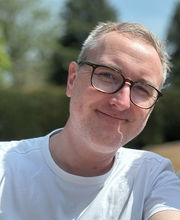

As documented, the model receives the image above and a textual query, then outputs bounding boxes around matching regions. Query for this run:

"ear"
[66,61,78,97]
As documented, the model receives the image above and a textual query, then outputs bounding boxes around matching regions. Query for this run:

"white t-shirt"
[0,129,180,220]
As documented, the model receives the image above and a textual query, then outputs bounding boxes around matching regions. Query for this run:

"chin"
[90,133,124,151]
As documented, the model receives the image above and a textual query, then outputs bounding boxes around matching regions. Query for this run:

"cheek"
[135,109,151,133]
[69,86,93,118]
[69,95,84,117]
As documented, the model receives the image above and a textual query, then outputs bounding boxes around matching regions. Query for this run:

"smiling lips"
[96,110,128,122]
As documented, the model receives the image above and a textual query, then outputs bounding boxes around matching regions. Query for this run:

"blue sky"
[110,0,179,40]
[48,0,179,41]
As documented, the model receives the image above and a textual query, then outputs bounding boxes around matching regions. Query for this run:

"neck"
[49,127,116,177]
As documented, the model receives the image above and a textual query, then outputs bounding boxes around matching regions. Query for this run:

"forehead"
[94,32,158,59]
[87,32,163,87]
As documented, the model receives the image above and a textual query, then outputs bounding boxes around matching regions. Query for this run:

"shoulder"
[115,148,180,218]
[117,147,170,166]
[0,129,62,173]
[0,136,45,157]
[0,135,48,174]
[115,147,176,180]
[0,134,51,192]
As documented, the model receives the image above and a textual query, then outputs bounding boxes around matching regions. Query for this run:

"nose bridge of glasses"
[115,79,131,98]
[108,75,132,95]
[115,78,133,94]
[124,78,134,87]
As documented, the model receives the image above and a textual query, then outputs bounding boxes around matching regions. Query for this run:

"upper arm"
[143,157,180,220]
[149,210,180,220]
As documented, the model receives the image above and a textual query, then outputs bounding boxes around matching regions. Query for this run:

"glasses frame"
[78,61,163,109]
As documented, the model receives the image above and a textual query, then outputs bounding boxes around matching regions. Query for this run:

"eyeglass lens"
[91,65,159,109]
[92,66,124,93]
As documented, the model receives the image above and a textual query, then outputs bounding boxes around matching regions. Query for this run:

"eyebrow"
[137,78,160,90]
[99,63,124,75]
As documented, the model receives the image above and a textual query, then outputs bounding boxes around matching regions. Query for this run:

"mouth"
[95,110,128,122]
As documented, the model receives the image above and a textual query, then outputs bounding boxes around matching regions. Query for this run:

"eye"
[133,84,153,97]
[97,72,115,81]
[93,67,121,83]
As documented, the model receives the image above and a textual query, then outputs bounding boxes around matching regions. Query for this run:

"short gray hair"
[77,22,170,87]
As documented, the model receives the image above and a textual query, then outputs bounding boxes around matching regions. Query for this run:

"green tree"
[167,1,180,87]
[50,0,118,85]
[0,25,12,86]
[0,0,59,88]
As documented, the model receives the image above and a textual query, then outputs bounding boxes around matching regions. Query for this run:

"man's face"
[66,32,163,153]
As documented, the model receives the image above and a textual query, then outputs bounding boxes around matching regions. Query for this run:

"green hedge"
[0,86,179,148]
[0,87,69,140]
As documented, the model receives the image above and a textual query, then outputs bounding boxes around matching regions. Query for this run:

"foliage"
[50,0,118,85]
[167,2,180,87]
[160,88,180,141]
[0,87,69,140]
[61,0,117,48]
[0,0,59,88]
[0,25,12,84]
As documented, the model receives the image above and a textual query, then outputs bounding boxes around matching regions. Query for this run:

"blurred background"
[0,0,179,170]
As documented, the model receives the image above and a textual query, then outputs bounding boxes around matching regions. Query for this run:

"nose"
[109,84,131,111]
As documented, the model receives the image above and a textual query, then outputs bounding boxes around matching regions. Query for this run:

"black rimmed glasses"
[78,61,162,109]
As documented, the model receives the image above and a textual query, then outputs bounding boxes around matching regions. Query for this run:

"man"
[0,22,180,220]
